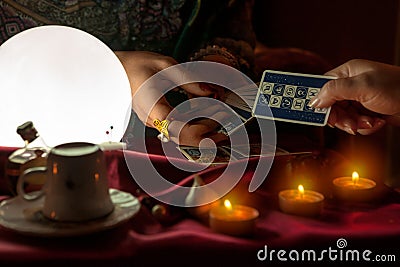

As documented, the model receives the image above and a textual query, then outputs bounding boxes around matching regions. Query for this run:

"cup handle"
[17,166,46,201]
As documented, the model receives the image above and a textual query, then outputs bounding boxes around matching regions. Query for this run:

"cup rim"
[51,142,99,157]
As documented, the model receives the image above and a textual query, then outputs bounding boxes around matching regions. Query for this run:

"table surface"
[0,134,399,267]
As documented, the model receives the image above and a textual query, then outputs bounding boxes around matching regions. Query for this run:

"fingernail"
[344,126,356,135]
[360,120,373,129]
[375,118,386,127]
[327,123,335,128]
[357,129,370,135]
[308,97,321,108]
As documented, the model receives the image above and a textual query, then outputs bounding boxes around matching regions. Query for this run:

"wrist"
[190,45,245,70]
[197,54,235,67]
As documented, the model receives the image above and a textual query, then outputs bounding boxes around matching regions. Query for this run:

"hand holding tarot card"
[177,70,335,164]
[252,70,335,126]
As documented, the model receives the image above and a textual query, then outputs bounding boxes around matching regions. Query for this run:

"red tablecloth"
[0,140,399,267]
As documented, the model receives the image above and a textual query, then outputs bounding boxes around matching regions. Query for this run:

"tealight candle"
[333,171,377,202]
[209,199,259,237]
[279,185,324,217]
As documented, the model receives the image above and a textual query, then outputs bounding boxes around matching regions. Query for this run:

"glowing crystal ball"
[0,25,132,147]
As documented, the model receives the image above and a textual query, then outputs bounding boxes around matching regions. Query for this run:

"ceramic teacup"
[17,142,114,222]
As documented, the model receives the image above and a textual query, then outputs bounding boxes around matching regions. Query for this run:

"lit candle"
[209,199,259,237]
[333,171,377,202]
[279,184,324,217]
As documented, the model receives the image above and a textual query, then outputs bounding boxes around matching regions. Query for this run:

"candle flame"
[52,163,58,175]
[298,184,305,198]
[352,171,359,185]
[224,199,233,211]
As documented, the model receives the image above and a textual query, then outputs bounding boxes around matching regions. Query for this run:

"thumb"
[309,76,363,108]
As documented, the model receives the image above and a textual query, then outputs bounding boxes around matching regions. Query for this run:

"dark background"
[252,0,400,186]
[253,0,400,67]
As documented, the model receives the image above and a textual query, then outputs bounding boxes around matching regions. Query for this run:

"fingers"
[168,118,229,146]
[328,103,386,135]
[162,61,249,99]
[328,105,357,135]
[158,63,216,97]
[168,106,232,146]
[309,77,364,109]
[133,99,172,128]
[356,117,386,135]
[188,97,227,111]
[312,59,400,116]
[310,59,379,109]
[180,82,217,97]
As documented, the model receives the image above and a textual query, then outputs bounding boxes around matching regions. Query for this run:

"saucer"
[0,188,140,237]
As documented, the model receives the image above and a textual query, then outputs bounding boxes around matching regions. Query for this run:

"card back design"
[252,70,335,126]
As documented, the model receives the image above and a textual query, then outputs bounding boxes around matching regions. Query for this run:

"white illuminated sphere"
[0,25,132,147]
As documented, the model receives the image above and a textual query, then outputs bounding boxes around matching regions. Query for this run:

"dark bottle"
[4,121,49,195]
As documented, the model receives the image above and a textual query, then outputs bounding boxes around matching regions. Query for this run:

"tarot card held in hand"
[252,70,335,126]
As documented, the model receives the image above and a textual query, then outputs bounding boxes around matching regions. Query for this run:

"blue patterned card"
[252,70,335,126]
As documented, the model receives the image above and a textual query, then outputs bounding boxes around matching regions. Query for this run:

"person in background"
[0,0,257,147]
[1,0,331,148]
[309,59,400,135]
